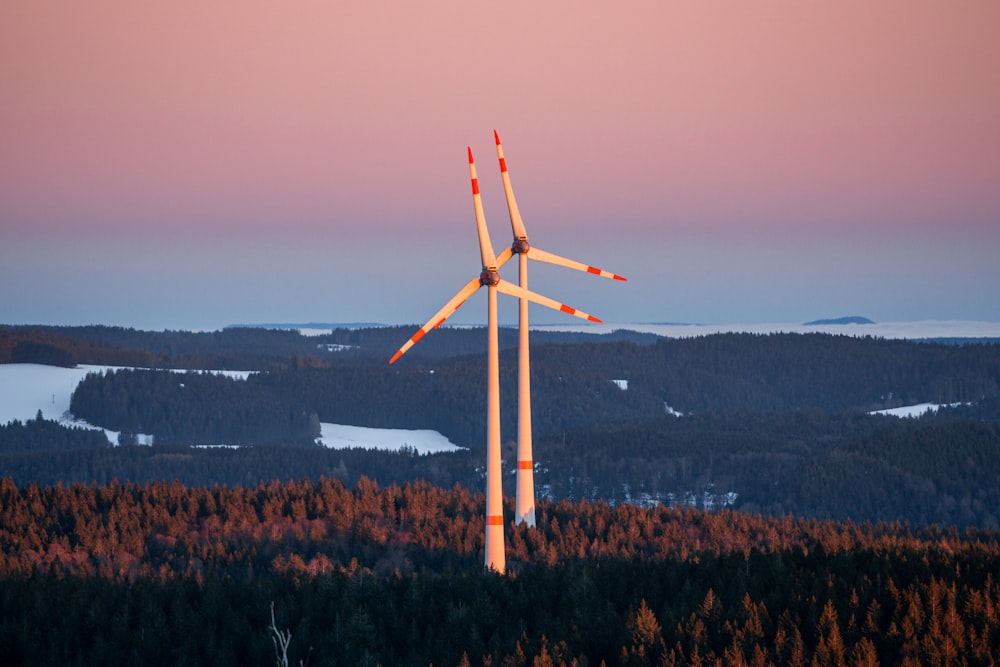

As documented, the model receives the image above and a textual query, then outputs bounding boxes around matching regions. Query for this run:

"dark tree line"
[1,476,999,665]
[61,334,1000,448]
[0,324,653,371]
[0,443,477,496]
[7,340,76,367]
[69,369,320,446]
[0,412,109,452]
[0,325,336,371]
[3,409,1000,529]
[533,411,1000,529]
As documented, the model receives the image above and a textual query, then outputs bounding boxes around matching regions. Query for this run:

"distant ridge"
[225,322,386,331]
[803,316,875,326]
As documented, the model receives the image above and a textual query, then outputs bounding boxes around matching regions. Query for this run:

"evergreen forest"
[2,477,1000,665]
[3,324,999,528]
[2,324,1000,664]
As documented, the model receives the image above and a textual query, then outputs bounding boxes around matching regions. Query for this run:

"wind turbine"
[389,146,602,574]
[493,130,627,528]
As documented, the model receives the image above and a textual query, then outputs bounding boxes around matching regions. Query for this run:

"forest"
[2,476,1000,665]
[3,324,1000,528]
[2,324,1000,664]
[2,408,999,529]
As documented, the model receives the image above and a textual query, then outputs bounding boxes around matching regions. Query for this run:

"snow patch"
[611,379,628,390]
[869,402,962,418]
[319,343,355,352]
[318,422,464,454]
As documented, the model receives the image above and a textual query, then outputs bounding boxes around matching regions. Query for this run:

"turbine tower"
[494,130,627,527]
[390,146,602,573]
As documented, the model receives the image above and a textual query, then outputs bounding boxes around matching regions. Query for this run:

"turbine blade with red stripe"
[494,130,529,241]
[469,147,498,269]
[496,280,602,323]
[527,246,628,281]
[389,277,481,364]
[494,131,627,281]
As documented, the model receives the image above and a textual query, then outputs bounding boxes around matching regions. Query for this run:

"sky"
[2,1,999,331]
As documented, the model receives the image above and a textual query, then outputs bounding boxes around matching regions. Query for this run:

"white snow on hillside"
[317,423,464,453]
[0,363,463,454]
[0,364,125,442]
[318,343,355,352]
[869,402,960,418]
[0,364,115,425]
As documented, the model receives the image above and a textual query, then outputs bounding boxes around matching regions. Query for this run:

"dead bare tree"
[267,602,313,667]
[268,601,292,667]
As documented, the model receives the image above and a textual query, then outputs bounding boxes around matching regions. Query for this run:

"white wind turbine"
[389,146,602,574]
[493,130,627,528]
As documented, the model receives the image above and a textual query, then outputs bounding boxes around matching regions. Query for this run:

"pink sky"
[2,1,998,329]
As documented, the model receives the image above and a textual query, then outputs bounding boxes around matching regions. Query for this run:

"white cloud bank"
[533,320,1000,339]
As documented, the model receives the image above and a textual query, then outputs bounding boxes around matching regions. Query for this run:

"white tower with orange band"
[390,146,601,573]
[494,130,627,527]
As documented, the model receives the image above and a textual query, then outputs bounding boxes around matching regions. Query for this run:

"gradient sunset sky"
[3,1,998,330]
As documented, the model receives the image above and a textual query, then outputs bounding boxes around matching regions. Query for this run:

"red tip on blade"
[467,147,474,163]
[389,351,402,364]
[614,274,628,281]
[494,130,501,145]
[588,315,603,323]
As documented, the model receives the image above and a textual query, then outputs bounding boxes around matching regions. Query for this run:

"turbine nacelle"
[389,139,611,573]
[493,130,628,283]
[479,268,501,286]
[492,130,629,530]
[511,238,530,255]
[388,145,602,368]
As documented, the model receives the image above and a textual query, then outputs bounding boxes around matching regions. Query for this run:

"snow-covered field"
[0,363,109,425]
[0,363,463,453]
[317,423,464,453]
[869,403,960,418]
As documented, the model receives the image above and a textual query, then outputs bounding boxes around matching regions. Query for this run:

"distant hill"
[803,316,875,325]
[225,322,386,331]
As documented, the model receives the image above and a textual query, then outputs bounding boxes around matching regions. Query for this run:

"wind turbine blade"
[496,280,602,323]
[494,130,529,240]
[495,131,626,281]
[468,147,498,269]
[527,246,628,281]
[494,246,514,270]
[389,277,481,364]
